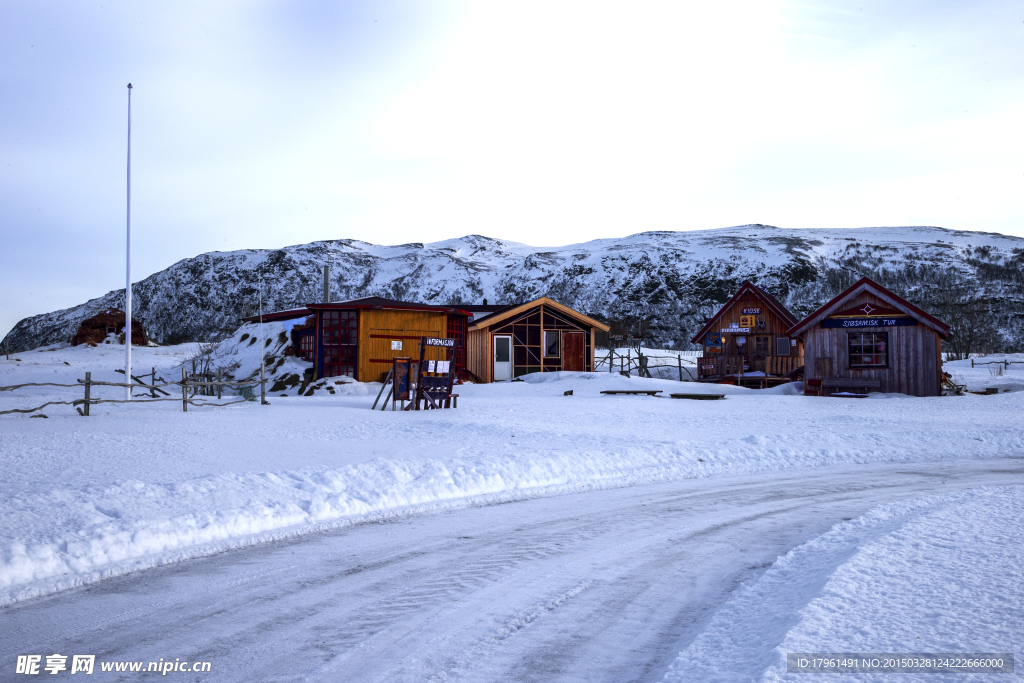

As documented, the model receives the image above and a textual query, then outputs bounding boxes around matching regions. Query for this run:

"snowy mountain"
[4,224,1024,352]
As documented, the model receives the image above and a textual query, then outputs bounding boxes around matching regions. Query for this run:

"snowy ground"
[2,342,1023,680]
[1,462,1021,682]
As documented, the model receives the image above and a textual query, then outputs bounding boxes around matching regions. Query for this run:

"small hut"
[787,277,950,397]
[690,282,803,384]
[466,297,610,382]
[70,309,148,346]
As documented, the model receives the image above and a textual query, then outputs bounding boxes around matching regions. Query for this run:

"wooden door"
[563,332,585,371]
[753,336,769,372]
[493,335,512,381]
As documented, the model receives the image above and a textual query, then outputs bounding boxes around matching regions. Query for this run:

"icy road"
[3,458,1022,683]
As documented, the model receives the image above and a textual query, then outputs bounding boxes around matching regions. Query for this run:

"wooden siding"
[357,309,451,383]
[466,328,491,383]
[701,294,804,372]
[802,292,941,397]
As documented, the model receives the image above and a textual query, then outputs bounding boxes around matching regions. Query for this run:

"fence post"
[150,367,156,399]
[608,349,614,373]
[971,358,974,368]
[216,371,222,400]
[260,365,267,405]
[678,354,683,382]
[83,371,91,417]
[181,367,188,412]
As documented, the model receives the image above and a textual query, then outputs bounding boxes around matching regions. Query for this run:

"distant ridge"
[4,224,1023,352]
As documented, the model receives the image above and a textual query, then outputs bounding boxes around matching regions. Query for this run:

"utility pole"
[125,83,133,401]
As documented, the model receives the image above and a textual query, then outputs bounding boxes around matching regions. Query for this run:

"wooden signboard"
[706,332,722,353]
[408,337,459,410]
[739,314,756,328]
[821,316,917,329]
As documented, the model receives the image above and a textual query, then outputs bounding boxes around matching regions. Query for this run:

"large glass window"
[848,331,888,368]
[322,310,358,377]
[446,314,466,380]
[322,310,357,346]
[544,330,559,357]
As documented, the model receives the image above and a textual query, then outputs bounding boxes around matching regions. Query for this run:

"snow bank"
[661,486,1024,683]
[2,343,1023,606]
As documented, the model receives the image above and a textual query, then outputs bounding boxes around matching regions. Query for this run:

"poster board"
[392,357,412,401]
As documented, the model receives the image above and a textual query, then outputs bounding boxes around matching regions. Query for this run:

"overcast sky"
[2,0,1023,336]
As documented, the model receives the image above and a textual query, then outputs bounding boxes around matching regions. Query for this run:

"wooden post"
[150,367,156,398]
[182,367,188,412]
[83,371,91,417]
[216,370,222,400]
[260,365,267,405]
[608,348,614,373]
[678,354,683,382]
[372,368,393,410]
[415,340,427,410]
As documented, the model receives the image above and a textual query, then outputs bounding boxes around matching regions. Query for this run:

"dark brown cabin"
[466,297,610,382]
[70,309,148,346]
[787,277,950,397]
[690,282,803,384]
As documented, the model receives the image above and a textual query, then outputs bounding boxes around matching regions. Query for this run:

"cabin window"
[544,330,559,357]
[755,336,770,358]
[848,331,888,368]
[775,337,791,355]
[297,331,316,361]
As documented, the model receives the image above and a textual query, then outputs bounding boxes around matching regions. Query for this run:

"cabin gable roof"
[469,296,610,332]
[689,281,799,344]
[787,277,951,338]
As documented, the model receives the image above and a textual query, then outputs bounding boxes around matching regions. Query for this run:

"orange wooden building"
[690,282,803,381]
[249,297,471,383]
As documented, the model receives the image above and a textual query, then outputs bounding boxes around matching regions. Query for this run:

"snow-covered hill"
[4,224,1024,352]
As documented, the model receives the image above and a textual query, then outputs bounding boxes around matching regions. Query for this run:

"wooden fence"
[970,359,1023,369]
[0,367,268,417]
[595,350,702,381]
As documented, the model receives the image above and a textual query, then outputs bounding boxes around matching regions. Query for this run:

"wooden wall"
[358,309,449,383]
[802,292,942,397]
[466,328,491,383]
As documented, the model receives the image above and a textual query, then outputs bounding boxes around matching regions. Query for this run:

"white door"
[493,335,512,382]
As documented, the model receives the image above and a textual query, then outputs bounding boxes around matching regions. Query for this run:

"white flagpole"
[125,83,133,401]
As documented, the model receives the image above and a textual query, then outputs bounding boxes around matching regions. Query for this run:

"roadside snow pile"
[661,486,1024,683]
[2,344,1023,606]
